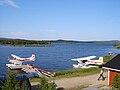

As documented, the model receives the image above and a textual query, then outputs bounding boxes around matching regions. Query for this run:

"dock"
[7,64,55,78]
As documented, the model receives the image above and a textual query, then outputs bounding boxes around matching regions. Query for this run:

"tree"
[2,72,20,90]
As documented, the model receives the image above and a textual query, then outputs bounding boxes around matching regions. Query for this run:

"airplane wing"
[72,56,96,61]
[11,54,24,60]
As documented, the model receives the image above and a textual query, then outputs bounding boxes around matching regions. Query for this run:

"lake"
[0,43,120,76]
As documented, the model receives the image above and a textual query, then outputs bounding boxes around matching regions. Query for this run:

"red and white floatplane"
[6,54,55,77]
[72,56,103,68]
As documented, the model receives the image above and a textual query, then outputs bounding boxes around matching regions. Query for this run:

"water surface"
[0,43,120,76]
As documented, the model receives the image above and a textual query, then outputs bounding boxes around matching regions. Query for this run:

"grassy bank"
[103,55,115,63]
[55,67,100,78]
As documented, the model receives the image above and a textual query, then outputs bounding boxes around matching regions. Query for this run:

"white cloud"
[10,32,27,36]
[0,0,19,8]
[0,32,32,39]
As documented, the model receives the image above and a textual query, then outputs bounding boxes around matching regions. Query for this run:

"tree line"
[0,39,51,47]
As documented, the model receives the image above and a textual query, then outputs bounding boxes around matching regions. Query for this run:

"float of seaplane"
[6,54,55,77]
[72,56,103,68]
[22,64,55,77]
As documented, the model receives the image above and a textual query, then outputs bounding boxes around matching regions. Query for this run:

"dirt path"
[31,72,108,90]
[54,72,108,89]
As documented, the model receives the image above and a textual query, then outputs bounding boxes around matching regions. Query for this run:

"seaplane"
[72,56,103,68]
[6,54,55,78]
[6,54,35,70]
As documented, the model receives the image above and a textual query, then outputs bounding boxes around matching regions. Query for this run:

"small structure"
[108,52,113,56]
[103,54,120,85]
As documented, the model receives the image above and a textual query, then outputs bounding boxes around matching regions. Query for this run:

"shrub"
[2,72,20,90]
[39,77,57,90]
[112,74,120,89]
[20,80,27,90]
[1,72,31,90]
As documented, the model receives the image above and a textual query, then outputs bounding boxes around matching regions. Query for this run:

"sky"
[0,0,120,41]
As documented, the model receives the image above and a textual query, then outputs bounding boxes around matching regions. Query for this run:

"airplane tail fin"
[30,54,35,61]
[98,57,103,63]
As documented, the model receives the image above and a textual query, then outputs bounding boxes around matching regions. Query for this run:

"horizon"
[0,0,120,41]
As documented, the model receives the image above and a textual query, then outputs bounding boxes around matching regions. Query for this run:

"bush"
[20,80,27,90]
[1,72,31,90]
[2,72,20,90]
[39,77,57,90]
[112,74,120,89]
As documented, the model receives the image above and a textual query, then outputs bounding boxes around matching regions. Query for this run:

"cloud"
[10,32,27,36]
[0,0,19,8]
[0,32,32,39]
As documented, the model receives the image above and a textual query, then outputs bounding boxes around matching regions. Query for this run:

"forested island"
[0,38,51,47]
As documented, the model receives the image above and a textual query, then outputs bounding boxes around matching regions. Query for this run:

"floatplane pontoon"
[22,64,55,77]
[72,56,103,68]
[6,54,55,77]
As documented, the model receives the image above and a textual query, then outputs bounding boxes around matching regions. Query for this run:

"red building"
[103,54,120,85]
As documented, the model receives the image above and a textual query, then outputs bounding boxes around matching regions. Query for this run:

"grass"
[103,55,115,63]
[55,67,100,79]
[114,44,120,49]
[30,77,41,82]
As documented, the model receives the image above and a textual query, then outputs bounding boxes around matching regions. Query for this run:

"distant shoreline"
[0,39,51,47]
[0,38,120,47]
